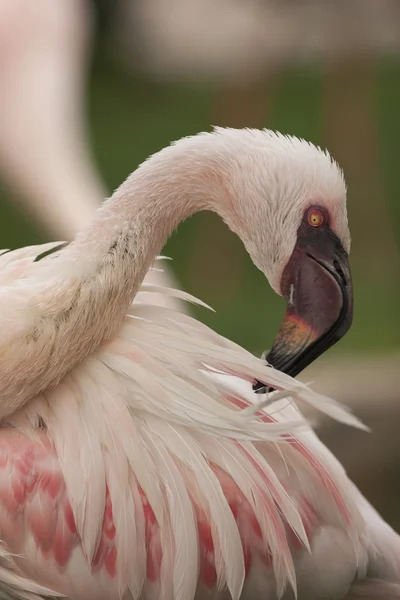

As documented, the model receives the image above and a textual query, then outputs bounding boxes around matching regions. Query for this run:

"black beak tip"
[253,351,275,394]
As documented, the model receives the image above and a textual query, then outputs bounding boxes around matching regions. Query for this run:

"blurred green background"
[1,49,399,358]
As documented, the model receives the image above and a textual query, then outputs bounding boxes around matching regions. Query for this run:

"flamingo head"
[144,126,352,380]
[206,128,353,382]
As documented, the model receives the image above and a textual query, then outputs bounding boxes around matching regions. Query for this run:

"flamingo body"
[0,243,363,599]
[0,245,396,600]
[0,129,399,599]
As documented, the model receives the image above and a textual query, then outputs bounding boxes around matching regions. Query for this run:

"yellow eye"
[307,209,324,227]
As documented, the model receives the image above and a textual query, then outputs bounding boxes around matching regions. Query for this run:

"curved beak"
[254,229,353,392]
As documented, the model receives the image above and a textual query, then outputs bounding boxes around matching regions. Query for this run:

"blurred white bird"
[0,128,399,599]
[0,0,102,238]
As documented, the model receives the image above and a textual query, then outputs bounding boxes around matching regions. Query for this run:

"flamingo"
[0,127,399,600]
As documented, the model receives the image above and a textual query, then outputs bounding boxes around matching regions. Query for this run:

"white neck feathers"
[0,134,229,416]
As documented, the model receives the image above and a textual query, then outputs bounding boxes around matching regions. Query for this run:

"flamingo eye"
[307,208,324,228]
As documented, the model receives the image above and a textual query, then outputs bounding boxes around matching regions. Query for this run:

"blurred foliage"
[0,50,399,358]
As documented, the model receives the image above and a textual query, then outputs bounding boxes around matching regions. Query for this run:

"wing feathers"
[1,249,373,596]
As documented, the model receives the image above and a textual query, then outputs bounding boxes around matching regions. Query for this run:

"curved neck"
[65,152,218,321]
[1,143,226,417]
